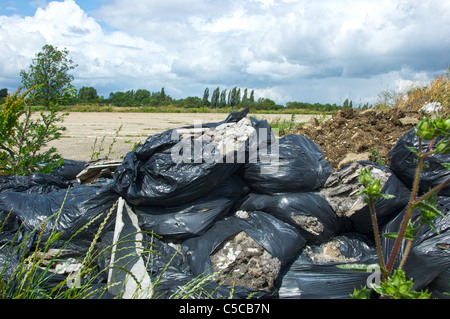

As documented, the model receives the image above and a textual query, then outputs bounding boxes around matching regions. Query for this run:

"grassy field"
[53,104,335,115]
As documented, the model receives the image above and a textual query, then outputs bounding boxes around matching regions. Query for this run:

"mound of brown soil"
[295,108,421,169]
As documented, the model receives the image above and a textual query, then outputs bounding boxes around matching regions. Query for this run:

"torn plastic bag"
[0,172,71,194]
[319,161,411,235]
[136,175,250,240]
[381,196,450,290]
[182,211,306,293]
[389,128,450,196]
[112,110,267,207]
[237,192,346,243]
[277,233,378,299]
[0,184,119,252]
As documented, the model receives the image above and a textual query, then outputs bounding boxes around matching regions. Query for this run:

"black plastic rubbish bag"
[0,184,119,251]
[381,196,450,290]
[243,134,333,194]
[112,110,267,207]
[136,175,250,240]
[112,129,237,206]
[389,128,450,196]
[277,233,378,299]
[182,211,306,282]
[237,192,346,243]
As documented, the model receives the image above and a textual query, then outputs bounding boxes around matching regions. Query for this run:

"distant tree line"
[107,88,172,107]
[1,84,360,111]
[286,98,352,112]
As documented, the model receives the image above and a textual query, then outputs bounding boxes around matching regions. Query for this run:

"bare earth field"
[46,112,323,162]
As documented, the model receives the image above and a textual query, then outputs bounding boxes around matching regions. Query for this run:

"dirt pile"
[295,108,421,169]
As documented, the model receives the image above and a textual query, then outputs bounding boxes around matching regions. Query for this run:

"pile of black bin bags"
[0,108,449,299]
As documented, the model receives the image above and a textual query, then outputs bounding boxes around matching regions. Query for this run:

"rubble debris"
[318,161,411,235]
[319,162,391,218]
[182,210,306,294]
[176,117,256,156]
[210,231,282,292]
[303,239,358,264]
[76,159,122,184]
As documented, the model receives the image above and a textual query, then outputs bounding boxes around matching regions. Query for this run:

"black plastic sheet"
[51,159,87,181]
[425,267,450,299]
[348,165,412,235]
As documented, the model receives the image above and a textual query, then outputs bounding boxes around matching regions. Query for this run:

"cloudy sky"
[0,0,449,106]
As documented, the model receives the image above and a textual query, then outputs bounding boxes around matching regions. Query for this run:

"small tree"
[0,87,66,175]
[20,44,77,108]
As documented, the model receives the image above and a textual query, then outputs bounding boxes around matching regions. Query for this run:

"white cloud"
[0,0,448,104]
[0,0,176,94]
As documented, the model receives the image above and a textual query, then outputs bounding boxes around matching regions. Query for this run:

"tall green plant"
[0,87,66,175]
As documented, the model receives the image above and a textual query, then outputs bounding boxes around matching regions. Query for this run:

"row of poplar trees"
[202,87,255,108]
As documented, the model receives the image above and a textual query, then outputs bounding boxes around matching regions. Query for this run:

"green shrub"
[0,87,66,175]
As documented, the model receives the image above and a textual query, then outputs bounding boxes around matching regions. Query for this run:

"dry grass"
[376,69,449,113]
[398,73,449,111]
